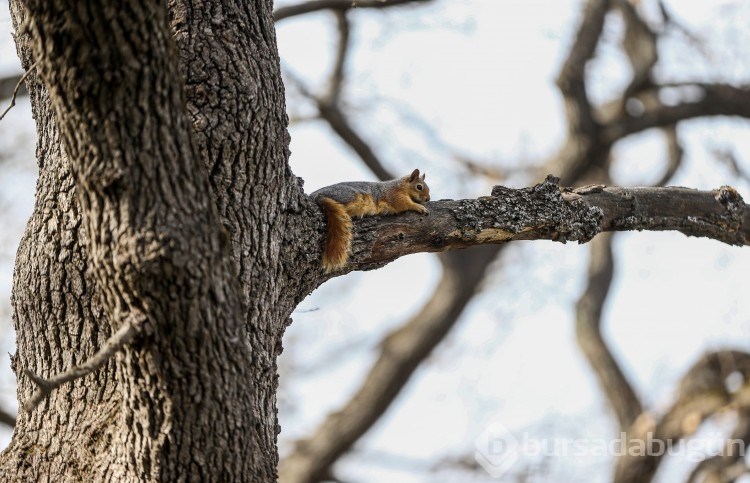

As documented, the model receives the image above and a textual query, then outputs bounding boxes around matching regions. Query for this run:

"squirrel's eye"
[416,184,423,191]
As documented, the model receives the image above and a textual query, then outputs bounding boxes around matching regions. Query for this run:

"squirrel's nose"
[426,195,431,202]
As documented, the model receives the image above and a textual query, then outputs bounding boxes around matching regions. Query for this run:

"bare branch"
[553,0,610,182]
[557,0,610,93]
[280,247,500,483]
[615,351,750,483]
[576,233,643,429]
[615,0,657,95]
[274,0,433,22]
[0,60,38,121]
[325,10,350,103]
[316,101,395,180]
[23,315,143,412]
[284,68,394,180]
[602,84,750,143]
[339,178,749,270]
[556,183,748,245]
[687,409,750,483]
[555,0,609,132]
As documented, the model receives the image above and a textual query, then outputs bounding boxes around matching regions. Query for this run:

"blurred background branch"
[275,0,750,481]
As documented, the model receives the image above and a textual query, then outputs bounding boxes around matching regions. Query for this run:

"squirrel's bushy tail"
[318,197,352,272]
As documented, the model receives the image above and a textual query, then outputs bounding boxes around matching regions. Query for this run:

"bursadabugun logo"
[473,421,746,479]
[474,422,519,478]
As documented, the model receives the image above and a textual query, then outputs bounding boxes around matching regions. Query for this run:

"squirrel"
[310,169,431,272]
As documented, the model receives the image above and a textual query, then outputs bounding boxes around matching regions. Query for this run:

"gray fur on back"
[310,178,401,204]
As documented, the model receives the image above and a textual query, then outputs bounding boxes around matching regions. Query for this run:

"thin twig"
[23,315,143,412]
[0,59,39,122]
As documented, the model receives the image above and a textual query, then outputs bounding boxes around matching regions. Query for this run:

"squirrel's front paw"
[417,205,429,215]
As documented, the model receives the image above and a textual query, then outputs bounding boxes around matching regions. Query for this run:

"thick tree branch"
[553,0,610,183]
[280,247,500,483]
[602,84,750,144]
[561,184,748,245]
[576,233,642,430]
[687,409,750,483]
[615,0,657,97]
[615,351,750,483]
[339,177,748,270]
[274,0,432,22]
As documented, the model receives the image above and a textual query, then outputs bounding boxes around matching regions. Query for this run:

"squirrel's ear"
[410,169,420,181]
[421,172,426,181]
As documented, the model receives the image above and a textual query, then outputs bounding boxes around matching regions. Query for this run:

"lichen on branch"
[337,175,748,271]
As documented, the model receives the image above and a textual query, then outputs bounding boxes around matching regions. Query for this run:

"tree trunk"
[2,0,312,481]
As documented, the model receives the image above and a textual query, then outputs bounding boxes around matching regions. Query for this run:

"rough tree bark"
[3,0,311,481]
[2,0,749,482]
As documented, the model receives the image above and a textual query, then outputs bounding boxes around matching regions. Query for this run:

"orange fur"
[380,190,428,215]
[313,169,430,272]
[344,193,379,217]
[319,197,353,272]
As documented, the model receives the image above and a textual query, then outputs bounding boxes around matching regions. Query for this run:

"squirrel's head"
[407,169,430,202]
